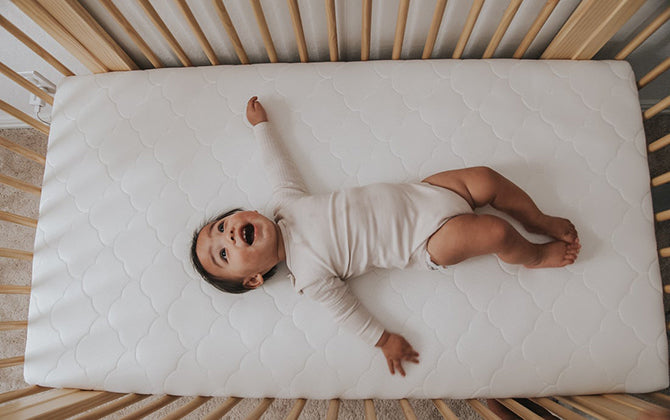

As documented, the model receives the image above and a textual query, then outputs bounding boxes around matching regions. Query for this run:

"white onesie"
[254,122,473,346]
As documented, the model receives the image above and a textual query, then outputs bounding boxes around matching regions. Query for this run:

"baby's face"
[195,211,281,285]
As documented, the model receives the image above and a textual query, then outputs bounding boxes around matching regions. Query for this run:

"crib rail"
[1,0,670,419]
[0,389,669,419]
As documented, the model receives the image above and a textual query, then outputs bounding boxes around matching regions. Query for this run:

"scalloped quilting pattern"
[25,59,668,399]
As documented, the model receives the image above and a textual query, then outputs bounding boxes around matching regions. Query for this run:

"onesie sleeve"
[301,276,385,347]
[253,122,308,209]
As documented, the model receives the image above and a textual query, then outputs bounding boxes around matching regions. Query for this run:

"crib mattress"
[26,59,668,399]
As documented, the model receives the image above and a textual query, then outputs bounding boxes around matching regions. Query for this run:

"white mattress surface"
[26,59,668,399]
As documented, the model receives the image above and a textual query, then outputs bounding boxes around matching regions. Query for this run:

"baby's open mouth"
[243,224,255,245]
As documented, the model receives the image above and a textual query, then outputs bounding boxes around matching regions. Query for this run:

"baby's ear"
[242,274,264,289]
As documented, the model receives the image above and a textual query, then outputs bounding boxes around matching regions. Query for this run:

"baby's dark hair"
[190,208,277,294]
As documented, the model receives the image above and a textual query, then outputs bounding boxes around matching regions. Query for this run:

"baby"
[191,96,581,377]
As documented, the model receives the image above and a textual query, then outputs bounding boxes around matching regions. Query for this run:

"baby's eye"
[220,248,227,262]
[218,221,225,233]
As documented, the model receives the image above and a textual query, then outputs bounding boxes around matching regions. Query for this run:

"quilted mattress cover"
[26,59,668,399]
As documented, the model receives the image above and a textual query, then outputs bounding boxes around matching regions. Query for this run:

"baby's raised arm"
[246,96,308,205]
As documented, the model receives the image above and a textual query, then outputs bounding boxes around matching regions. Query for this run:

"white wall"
[1,0,668,128]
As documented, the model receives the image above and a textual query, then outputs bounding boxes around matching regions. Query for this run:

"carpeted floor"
[1,114,669,418]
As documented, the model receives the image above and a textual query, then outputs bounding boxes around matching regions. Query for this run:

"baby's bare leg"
[427,214,580,268]
[423,166,578,244]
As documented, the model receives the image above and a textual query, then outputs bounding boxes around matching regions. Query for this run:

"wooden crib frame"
[1,0,670,418]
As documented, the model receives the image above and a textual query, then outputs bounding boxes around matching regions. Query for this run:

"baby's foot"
[524,241,580,269]
[525,215,579,244]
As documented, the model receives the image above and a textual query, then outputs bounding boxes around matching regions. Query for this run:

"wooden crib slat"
[616,6,670,59]
[287,0,309,63]
[422,0,448,59]
[0,135,46,165]
[202,396,242,420]
[656,209,670,222]
[432,399,459,420]
[40,0,139,71]
[76,393,150,420]
[483,0,522,59]
[365,399,377,420]
[0,321,28,331]
[161,395,211,420]
[513,0,558,58]
[652,170,670,187]
[36,392,124,420]
[249,0,278,63]
[530,397,586,420]
[644,95,670,120]
[541,0,645,60]
[325,0,338,61]
[2,389,122,420]
[99,0,163,68]
[0,248,33,261]
[432,399,458,420]
[362,0,372,61]
[246,398,274,420]
[11,0,108,73]
[603,394,665,413]
[0,386,47,405]
[661,248,670,258]
[452,0,485,59]
[569,395,640,420]
[466,399,500,420]
[137,0,192,67]
[392,0,410,60]
[0,173,41,196]
[638,57,670,89]
[0,388,79,416]
[119,394,180,420]
[285,398,306,420]
[325,399,340,420]
[0,285,30,294]
[664,284,670,294]
[649,133,670,153]
[0,15,74,76]
[497,399,543,420]
[0,356,24,369]
[555,396,604,419]
[399,399,418,420]
[213,0,249,65]
[0,210,38,229]
[0,99,49,135]
[175,0,219,66]
[0,61,54,106]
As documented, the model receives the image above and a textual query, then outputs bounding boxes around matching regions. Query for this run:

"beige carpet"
[2,118,670,418]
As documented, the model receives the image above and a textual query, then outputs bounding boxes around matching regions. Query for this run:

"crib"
[1,0,670,419]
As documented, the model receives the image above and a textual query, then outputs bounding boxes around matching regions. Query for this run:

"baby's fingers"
[246,96,258,112]
[387,357,395,375]
[406,350,420,364]
[386,356,407,376]
[395,360,406,377]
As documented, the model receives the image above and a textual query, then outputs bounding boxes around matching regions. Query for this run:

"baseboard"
[0,115,30,129]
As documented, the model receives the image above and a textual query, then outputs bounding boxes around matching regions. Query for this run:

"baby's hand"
[376,330,420,377]
[246,96,268,126]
